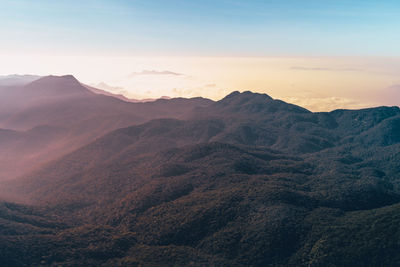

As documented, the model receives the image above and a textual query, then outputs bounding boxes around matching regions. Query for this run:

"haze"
[1,0,400,111]
[3,1,400,266]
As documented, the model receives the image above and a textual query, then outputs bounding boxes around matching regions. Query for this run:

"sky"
[1,0,400,110]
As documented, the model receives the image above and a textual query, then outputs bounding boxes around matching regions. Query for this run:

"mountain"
[0,74,41,86]
[10,93,400,211]
[83,83,135,102]
[0,75,132,130]
[0,75,212,180]
[0,75,212,130]
[1,86,400,266]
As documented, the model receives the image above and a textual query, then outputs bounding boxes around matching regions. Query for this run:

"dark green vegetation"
[1,76,400,266]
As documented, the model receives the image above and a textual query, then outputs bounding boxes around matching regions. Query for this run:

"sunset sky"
[1,0,400,111]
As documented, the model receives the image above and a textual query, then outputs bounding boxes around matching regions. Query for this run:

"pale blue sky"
[1,0,400,56]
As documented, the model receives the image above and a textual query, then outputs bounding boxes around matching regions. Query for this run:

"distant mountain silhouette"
[25,75,89,94]
[1,76,400,266]
[0,74,41,86]
[88,82,173,103]
[83,83,136,102]
[0,75,212,180]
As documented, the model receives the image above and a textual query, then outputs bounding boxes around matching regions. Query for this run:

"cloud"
[171,85,227,99]
[290,66,361,72]
[93,82,124,92]
[128,70,183,78]
[91,71,228,101]
[284,96,375,112]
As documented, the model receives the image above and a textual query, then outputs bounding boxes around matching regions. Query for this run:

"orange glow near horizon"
[1,54,399,111]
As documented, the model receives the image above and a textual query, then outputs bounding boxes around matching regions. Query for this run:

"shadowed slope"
[1,89,400,266]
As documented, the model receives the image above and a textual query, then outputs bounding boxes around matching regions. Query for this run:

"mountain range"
[0,75,400,266]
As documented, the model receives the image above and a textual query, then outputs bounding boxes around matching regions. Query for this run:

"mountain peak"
[219,91,273,107]
[24,75,91,95]
[30,75,79,84]
[222,90,273,101]
[211,90,309,115]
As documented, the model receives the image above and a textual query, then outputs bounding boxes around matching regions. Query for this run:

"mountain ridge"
[1,75,400,266]
[0,75,213,180]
